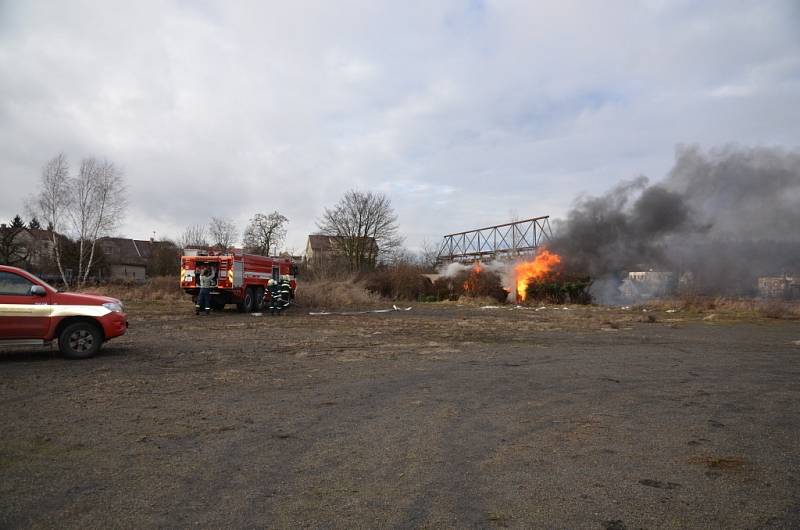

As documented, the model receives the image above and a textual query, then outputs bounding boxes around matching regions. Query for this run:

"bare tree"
[317,190,403,270]
[147,238,181,276]
[242,212,288,256]
[68,158,126,285]
[31,154,127,287]
[209,217,237,250]
[33,153,71,285]
[417,238,440,271]
[179,224,209,249]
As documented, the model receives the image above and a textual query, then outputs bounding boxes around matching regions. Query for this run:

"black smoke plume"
[548,145,800,300]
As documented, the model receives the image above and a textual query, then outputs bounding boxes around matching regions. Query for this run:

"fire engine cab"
[180,250,297,312]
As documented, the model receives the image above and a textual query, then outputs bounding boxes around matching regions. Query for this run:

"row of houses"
[1,224,376,281]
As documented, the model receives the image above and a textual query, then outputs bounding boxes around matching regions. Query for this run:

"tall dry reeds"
[78,276,184,302]
[294,279,384,309]
[647,295,800,319]
[361,265,435,301]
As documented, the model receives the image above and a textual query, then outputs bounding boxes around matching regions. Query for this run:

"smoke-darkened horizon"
[549,145,800,300]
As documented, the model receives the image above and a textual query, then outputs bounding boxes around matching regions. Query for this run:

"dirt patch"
[690,456,749,470]
[1,301,799,528]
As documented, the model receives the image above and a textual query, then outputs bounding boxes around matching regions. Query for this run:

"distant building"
[304,235,338,266]
[0,225,59,271]
[757,275,800,300]
[304,234,378,269]
[98,237,179,281]
[620,271,676,300]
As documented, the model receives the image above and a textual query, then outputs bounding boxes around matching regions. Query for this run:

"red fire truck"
[180,250,297,312]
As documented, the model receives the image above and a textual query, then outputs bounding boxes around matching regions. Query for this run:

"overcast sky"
[1,0,798,253]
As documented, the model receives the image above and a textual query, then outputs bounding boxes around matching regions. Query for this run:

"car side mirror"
[30,285,46,297]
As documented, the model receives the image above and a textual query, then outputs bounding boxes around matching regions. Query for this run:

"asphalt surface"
[1,303,799,529]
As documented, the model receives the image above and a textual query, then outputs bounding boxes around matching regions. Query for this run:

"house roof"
[99,237,177,266]
[307,235,337,251]
[0,227,60,242]
[27,229,59,241]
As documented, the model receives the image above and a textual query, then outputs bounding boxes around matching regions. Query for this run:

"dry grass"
[78,276,184,302]
[642,296,800,320]
[77,276,387,309]
[361,266,434,301]
[294,279,385,310]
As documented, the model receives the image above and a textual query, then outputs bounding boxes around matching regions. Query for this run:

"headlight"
[103,302,124,313]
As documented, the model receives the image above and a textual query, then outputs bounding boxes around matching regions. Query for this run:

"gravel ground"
[1,302,799,529]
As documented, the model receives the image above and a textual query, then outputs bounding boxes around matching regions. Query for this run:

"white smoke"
[436,258,533,303]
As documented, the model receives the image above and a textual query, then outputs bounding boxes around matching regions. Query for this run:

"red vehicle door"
[0,270,51,339]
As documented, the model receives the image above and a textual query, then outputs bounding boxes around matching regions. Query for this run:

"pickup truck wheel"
[237,288,255,313]
[58,322,102,359]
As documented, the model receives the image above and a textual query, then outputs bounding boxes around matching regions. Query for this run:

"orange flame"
[514,249,562,301]
[463,261,484,292]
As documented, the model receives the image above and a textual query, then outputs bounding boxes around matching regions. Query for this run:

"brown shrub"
[758,300,798,319]
[361,265,434,301]
[295,279,384,310]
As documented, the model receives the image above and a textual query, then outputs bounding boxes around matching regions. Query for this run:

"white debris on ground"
[480,306,502,310]
[309,306,413,316]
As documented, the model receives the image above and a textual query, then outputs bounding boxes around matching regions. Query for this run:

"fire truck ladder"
[436,215,553,262]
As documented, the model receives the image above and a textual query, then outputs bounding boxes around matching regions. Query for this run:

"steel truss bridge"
[437,215,553,262]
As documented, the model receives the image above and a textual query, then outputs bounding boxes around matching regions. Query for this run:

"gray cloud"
[1,1,799,253]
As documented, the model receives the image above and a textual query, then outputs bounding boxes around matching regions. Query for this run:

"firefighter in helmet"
[279,275,292,312]
[267,279,281,316]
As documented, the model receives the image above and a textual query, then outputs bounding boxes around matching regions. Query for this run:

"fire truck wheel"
[238,288,255,313]
[211,300,226,311]
[254,287,265,311]
[58,321,102,359]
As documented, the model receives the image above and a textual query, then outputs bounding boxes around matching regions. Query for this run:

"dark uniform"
[268,281,282,315]
[279,279,292,312]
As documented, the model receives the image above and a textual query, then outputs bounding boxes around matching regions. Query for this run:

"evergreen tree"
[10,214,25,229]
[29,217,42,230]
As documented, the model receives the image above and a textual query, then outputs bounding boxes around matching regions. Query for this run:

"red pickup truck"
[0,265,128,359]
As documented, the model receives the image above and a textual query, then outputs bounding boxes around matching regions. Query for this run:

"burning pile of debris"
[432,262,508,302]
[433,249,593,305]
